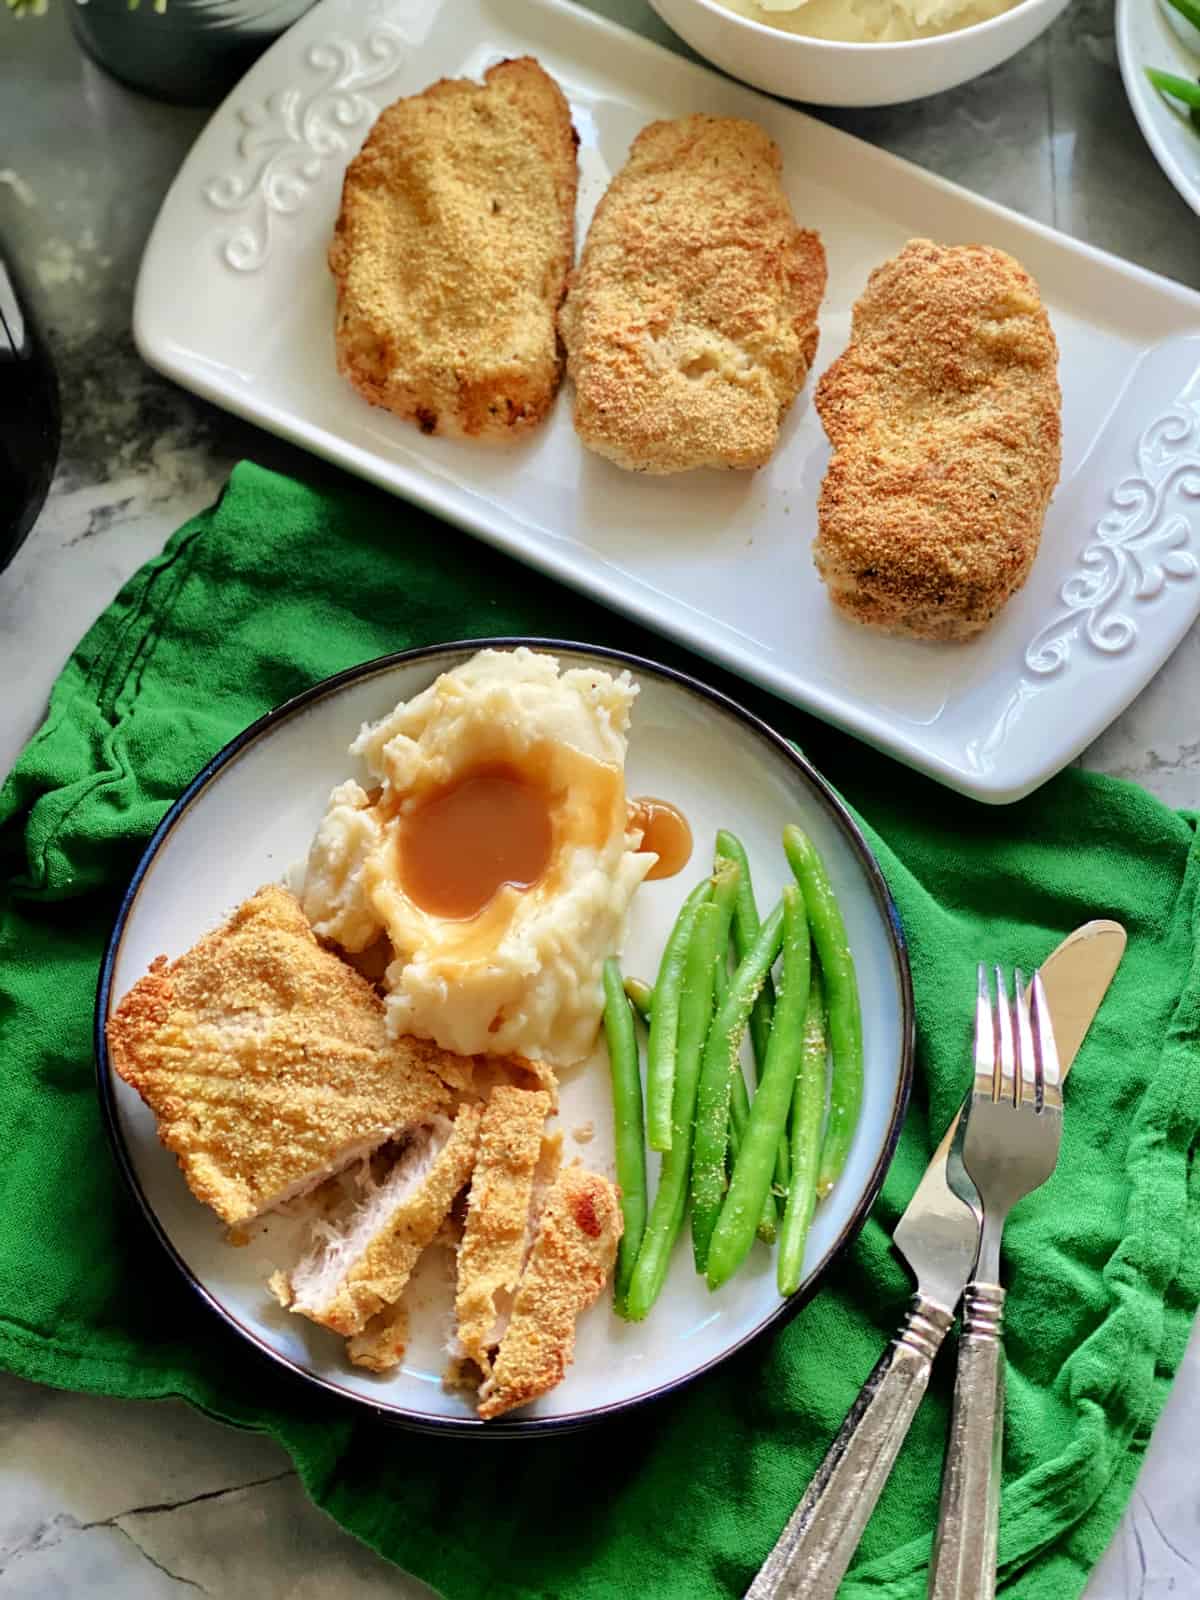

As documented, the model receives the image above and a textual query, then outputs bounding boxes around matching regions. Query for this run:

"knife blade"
[908,917,1127,1215]
[744,919,1126,1600]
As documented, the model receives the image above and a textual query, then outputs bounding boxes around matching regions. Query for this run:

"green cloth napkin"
[2,462,1198,1600]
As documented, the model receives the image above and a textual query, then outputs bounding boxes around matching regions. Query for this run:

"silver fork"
[929,966,1064,1600]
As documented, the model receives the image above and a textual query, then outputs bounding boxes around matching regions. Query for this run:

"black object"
[68,0,316,108]
[0,242,60,574]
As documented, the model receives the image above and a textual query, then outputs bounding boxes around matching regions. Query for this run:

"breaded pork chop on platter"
[559,114,826,474]
[329,57,578,439]
[813,238,1061,641]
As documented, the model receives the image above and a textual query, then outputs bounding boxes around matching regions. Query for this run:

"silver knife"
[745,920,1126,1600]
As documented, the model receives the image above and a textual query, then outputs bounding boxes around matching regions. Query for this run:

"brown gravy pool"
[396,763,553,920]
[628,797,693,880]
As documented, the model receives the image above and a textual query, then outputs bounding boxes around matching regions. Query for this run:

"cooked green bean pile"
[603,826,864,1317]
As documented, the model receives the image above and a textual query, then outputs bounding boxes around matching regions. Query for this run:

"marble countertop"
[1,1,1197,1594]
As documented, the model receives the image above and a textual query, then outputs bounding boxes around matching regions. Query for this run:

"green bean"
[727,1063,778,1242]
[716,829,789,1197]
[707,885,810,1290]
[777,964,827,1297]
[685,865,742,1221]
[623,976,654,1024]
[1146,67,1200,132]
[646,877,712,1152]
[707,861,741,963]
[1145,66,1200,109]
[603,959,648,1313]
[624,898,728,1321]
[715,830,777,1073]
[1163,0,1200,30]
[716,831,781,1237]
[713,953,729,1012]
[629,965,717,1026]
[729,1065,749,1146]
[720,963,781,1244]
[630,968,735,1034]
[690,899,786,1272]
[756,1183,778,1244]
[631,933,730,1018]
[783,826,863,1198]
[727,1093,777,1242]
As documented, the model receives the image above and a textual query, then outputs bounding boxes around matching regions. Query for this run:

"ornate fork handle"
[746,1296,955,1600]
[929,1282,1007,1600]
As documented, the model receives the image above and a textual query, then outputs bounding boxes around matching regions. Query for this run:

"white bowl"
[1117,0,1200,216]
[649,0,1072,106]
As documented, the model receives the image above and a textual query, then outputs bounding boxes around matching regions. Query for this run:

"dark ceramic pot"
[68,0,315,105]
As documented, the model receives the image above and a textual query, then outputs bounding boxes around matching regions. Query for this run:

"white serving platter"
[133,0,1200,803]
[1118,0,1200,219]
[96,642,913,1434]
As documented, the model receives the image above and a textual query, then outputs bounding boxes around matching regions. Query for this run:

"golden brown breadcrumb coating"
[453,1086,553,1380]
[346,1300,409,1373]
[329,57,578,438]
[456,1051,559,1109]
[558,114,826,473]
[814,239,1061,640]
[106,885,462,1227]
[271,1101,481,1338]
[477,1163,621,1420]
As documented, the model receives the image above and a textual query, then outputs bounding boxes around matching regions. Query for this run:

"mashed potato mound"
[302,648,653,1068]
[721,0,1016,44]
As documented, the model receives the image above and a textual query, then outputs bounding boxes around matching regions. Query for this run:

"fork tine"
[1026,976,1045,1113]
[975,961,998,1098]
[1013,969,1038,1109]
[994,964,1016,1106]
[1031,972,1062,1110]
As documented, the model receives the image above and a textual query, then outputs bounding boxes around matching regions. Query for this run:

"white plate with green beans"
[1119,0,1200,216]
[98,640,914,1435]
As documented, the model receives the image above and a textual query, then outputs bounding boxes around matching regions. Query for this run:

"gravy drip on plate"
[396,763,554,920]
[628,797,693,880]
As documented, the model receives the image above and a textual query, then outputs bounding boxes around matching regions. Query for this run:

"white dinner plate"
[133,0,1200,804]
[1118,0,1200,218]
[96,642,913,1435]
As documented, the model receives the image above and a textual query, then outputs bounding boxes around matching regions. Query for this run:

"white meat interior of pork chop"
[287,1115,455,1314]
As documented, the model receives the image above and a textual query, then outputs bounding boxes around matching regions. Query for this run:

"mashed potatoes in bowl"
[301,648,653,1068]
[648,0,1066,106]
[718,0,1016,43]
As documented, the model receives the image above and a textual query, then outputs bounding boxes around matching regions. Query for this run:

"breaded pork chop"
[814,239,1061,640]
[346,1299,410,1374]
[558,114,826,473]
[329,57,578,438]
[451,1086,554,1382]
[270,1102,482,1346]
[107,885,459,1227]
[477,1164,621,1420]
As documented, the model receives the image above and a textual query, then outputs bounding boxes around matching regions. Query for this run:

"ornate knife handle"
[746,1296,955,1600]
[929,1283,1006,1600]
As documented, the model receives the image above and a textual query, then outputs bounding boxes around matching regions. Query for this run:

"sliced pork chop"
[448,1086,555,1384]
[271,1102,482,1340]
[106,884,462,1227]
[477,1163,621,1420]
